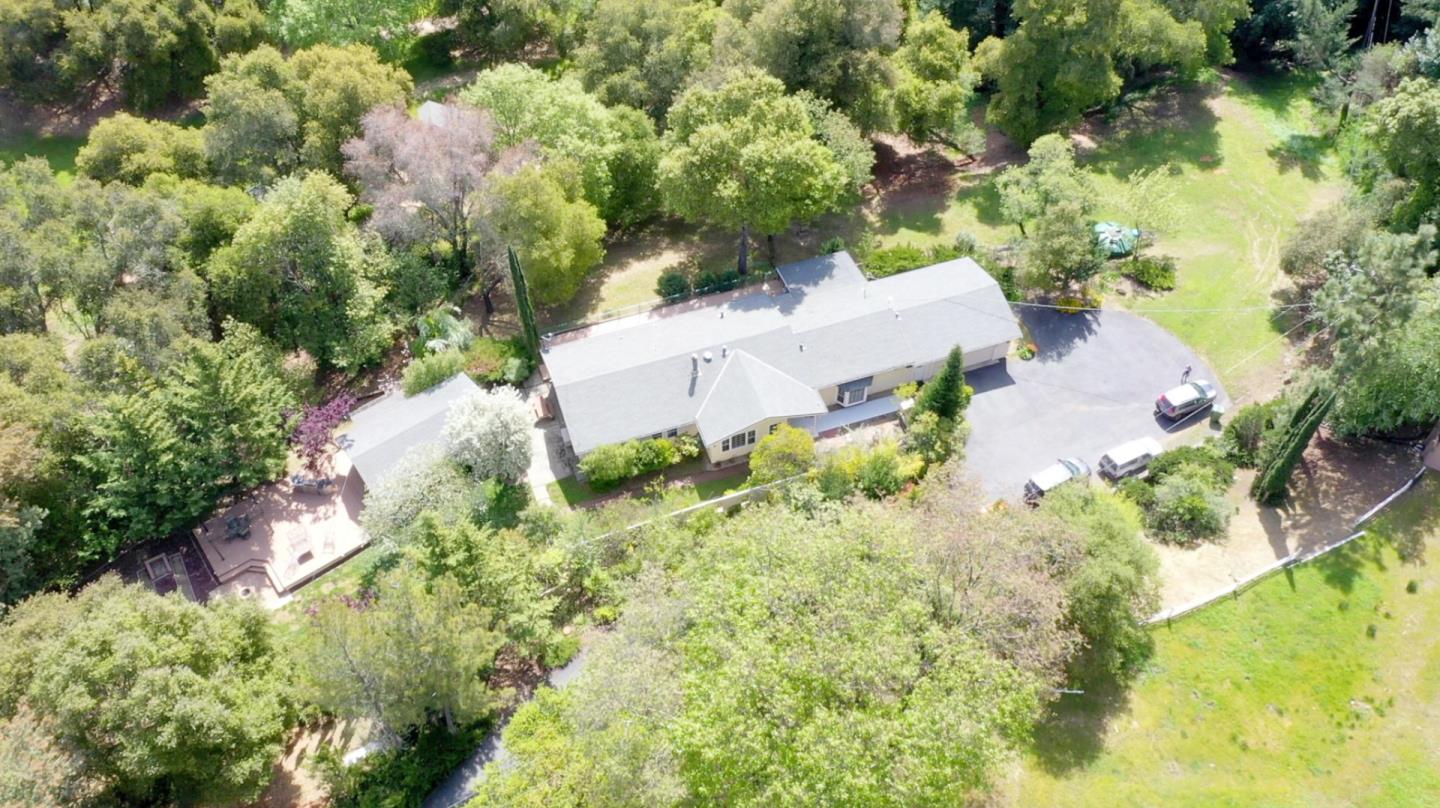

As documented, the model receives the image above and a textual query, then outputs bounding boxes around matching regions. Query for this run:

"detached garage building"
[543,251,1022,465]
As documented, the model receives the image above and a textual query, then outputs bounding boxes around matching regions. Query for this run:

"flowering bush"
[291,392,357,475]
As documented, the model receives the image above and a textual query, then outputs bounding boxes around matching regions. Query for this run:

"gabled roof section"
[545,252,1022,455]
[344,373,479,486]
[694,351,828,444]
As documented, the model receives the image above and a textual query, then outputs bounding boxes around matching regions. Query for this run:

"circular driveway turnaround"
[963,308,1227,501]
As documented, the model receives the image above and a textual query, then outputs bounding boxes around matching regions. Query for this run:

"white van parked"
[1098,437,1164,480]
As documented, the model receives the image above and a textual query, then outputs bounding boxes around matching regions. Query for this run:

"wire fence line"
[1146,467,1428,626]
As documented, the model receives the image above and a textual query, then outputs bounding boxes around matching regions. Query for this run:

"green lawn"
[1014,477,1440,807]
[0,130,85,182]
[878,73,1340,398]
[547,460,750,509]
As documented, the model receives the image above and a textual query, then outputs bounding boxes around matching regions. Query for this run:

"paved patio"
[196,451,367,608]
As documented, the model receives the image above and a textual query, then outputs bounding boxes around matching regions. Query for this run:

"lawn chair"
[290,475,334,495]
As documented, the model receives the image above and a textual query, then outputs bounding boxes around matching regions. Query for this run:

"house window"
[769,423,778,434]
[666,429,678,438]
[721,429,756,452]
[837,375,873,408]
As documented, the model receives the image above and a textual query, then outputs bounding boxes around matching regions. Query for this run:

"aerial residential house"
[543,251,1022,465]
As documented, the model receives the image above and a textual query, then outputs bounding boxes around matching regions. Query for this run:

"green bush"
[464,337,535,385]
[656,269,692,300]
[1222,399,1283,468]
[855,441,925,499]
[1147,444,1235,489]
[1116,476,1157,510]
[953,231,980,256]
[1127,255,1178,290]
[904,410,963,464]
[748,423,817,483]
[820,236,847,254]
[814,446,864,500]
[863,244,964,278]
[317,723,489,808]
[403,350,467,396]
[1149,472,1231,544]
[693,268,742,295]
[578,435,698,490]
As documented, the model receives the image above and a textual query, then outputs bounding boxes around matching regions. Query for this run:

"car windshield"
[1187,383,1207,399]
[1060,459,1081,476]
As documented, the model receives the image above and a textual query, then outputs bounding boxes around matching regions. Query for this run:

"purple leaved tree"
[292,392,357,477]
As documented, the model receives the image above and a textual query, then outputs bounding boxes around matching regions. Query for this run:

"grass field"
[1013,477,1440,807]
[876,73,1340,398]
[547,460,749,508]
[0,130,84,182]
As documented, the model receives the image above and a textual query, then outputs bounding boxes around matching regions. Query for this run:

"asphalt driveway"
[963,308,1227,501]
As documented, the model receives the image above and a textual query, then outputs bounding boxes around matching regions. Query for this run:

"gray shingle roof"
[694,351,828,444]
[344,373,479,485]
[544,252,1020,455]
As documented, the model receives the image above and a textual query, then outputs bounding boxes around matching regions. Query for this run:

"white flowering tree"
[359,444,485,549]
[442,387,533,483]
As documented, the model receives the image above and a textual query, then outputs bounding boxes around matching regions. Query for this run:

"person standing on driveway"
[1181,365,1192,383]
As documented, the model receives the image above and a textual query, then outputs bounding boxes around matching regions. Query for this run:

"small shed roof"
[344,373,479,486]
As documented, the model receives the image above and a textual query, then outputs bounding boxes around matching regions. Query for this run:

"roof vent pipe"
[721,345,729,357]
[799,343,806,352]
[691,353,699,376]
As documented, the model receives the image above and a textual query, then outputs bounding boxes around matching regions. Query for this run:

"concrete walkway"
[422,647,589,808]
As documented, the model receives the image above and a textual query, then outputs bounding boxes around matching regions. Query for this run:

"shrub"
[464,337,535,385]
[904,411,965,465]
[748,424,817,483]
[863,244,963,278]
[1147,444,1235,489]
[855,440,925,499]
[316,723,488,808]
[1116,476,1156,511]
[1127,255,1178,290]
[1222,399,1283,468]
[1149,472,1231,544]
[814,446,864,500]
[693,268,742,295]
[656,269,692,300]
[577,436,697,489]
[953,231,980,256]
[403,350,467,395]
[820,236,847,254]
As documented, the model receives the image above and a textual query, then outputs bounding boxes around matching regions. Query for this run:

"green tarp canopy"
[1094,221,1140,257]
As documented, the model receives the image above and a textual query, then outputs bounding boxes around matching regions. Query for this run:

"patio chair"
[225,514,252,540]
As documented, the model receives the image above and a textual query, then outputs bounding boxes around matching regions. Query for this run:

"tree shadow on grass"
[1028,671,1135,775]
[1268,134,1330,180]
[1081,82,1224,178]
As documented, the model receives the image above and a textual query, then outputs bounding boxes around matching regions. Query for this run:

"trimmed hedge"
[578,435,701,490]
[403,350,466,396]
[656,269,692,300]
[863,244,963,278]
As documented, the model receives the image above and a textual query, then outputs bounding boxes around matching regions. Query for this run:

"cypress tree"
[1251,386,1335,505]
[915,345,970,421]
[509,246,541,359]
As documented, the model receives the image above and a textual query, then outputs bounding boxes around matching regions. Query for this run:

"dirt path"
[1153,431,1423,611]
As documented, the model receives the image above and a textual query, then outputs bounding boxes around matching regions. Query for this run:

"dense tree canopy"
[712,0,905,132]
[202,44,412,185]
[461,64,661,226]
[0,577,292,804]
[576,0,719,118]
[892,11,982,149]
[659,68,870,271]
[208,171,393,369]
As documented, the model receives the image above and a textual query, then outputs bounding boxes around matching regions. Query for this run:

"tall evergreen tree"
[509,247,541,357]
[915,345,971,421]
